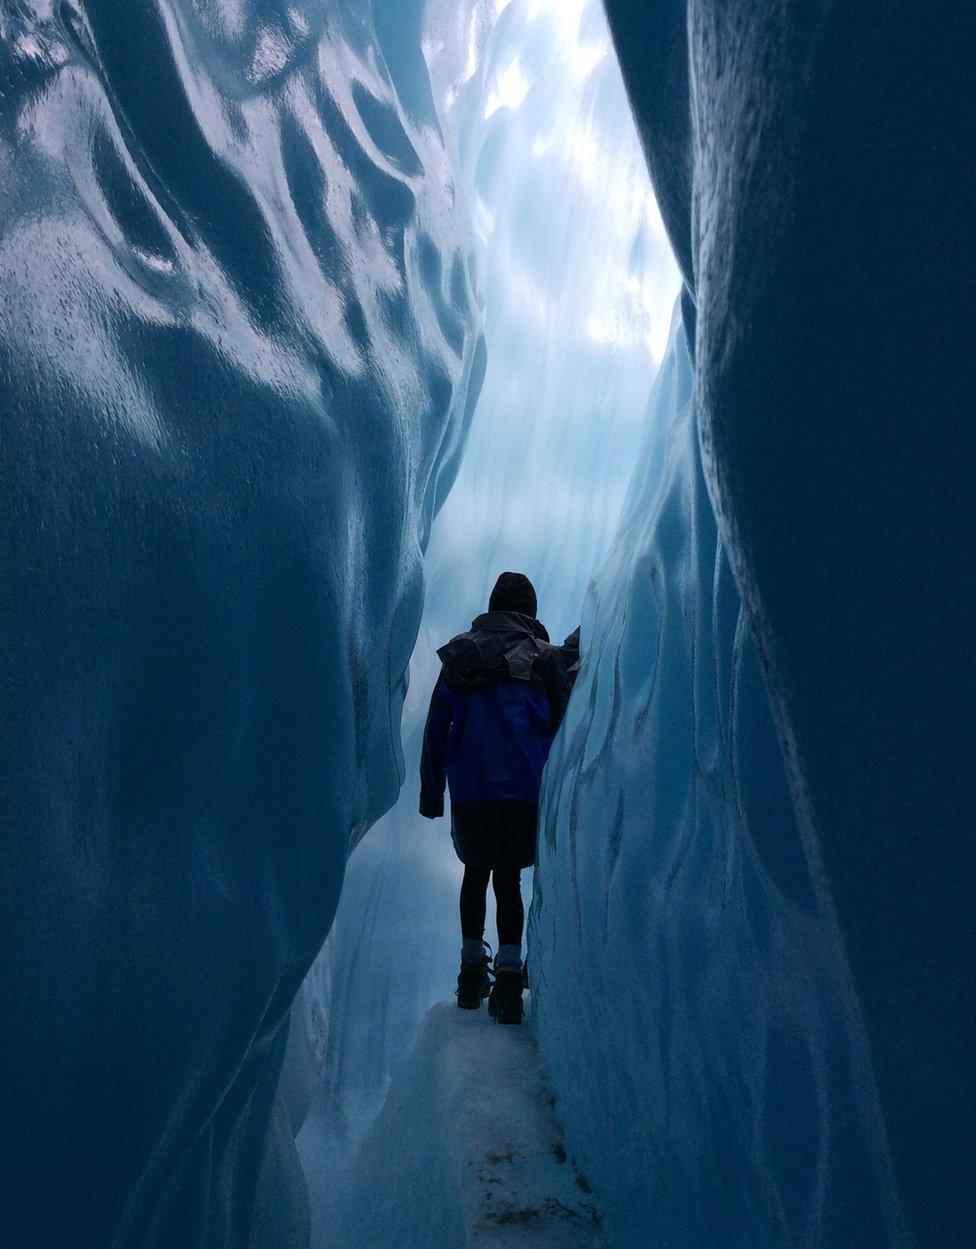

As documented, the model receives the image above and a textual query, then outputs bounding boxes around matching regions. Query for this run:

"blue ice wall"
[532,2,975,1246]
[0,3,483,1245]
[532,309,906,1247]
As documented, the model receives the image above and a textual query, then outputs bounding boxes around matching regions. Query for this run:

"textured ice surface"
[533,3,975,1247]
[0,2,482,1245]
[532,309,905,1248]
[333,1001,605,1249]
[294,0,679,1174]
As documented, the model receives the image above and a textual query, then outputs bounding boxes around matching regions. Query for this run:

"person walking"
[420,572,569,1023]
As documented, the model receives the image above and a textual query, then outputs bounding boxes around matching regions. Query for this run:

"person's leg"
[459,865,491,963]
[491,869,524,967]
[488,869,525,1023]
[457,865,491,1009]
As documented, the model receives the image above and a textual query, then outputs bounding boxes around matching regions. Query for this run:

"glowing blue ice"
[532,308,905,1248]
[0,2,481,1244]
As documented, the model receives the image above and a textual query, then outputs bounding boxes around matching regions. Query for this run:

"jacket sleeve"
[419,676,453,818]
[539,644,573,735]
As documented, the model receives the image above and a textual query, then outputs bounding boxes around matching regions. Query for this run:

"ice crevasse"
[0,2,973,1249]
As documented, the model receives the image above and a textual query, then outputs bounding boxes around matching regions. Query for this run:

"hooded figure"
[420,572,570,1022]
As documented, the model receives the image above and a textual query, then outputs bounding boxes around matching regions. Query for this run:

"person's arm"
[539,644,573,735]
[560,626,581,681]
[419,676,453,818]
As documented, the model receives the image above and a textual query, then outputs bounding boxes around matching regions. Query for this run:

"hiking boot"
[488,962,524,1024]
[456,950,491,1010]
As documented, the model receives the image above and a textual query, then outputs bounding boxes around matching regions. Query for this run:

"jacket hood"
[437,611,550,691]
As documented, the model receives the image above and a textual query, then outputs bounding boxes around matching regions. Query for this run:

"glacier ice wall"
[295,0,679,1195]
[0,2,483,1245]
[533,2,975,1246]
[533,307,906,1247]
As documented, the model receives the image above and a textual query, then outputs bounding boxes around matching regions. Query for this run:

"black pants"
[459,866,523,947]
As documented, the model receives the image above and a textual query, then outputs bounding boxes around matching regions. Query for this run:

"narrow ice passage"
[294,3,676,1240]
[295,2,972,1246]
[292,0,678,1204]
[1,0,971,1246]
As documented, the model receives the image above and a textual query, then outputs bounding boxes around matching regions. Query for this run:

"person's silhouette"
[420,573,570,1023]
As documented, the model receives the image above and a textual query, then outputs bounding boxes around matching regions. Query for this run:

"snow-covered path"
[323,1000,606,1249]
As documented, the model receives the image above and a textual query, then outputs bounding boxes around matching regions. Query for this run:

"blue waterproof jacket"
[419,611,570,817]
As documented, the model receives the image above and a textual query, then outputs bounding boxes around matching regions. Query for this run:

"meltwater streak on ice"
[294,0,679,1195]
[0,3,483,1246]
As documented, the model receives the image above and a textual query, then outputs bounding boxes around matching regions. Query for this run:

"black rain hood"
[437,611,551,692]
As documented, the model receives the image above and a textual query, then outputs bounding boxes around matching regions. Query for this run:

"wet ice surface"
[301,1001,606,1249]
[0,1,483,1244]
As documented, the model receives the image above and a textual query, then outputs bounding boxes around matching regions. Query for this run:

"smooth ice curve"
[0,2,483,1245]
